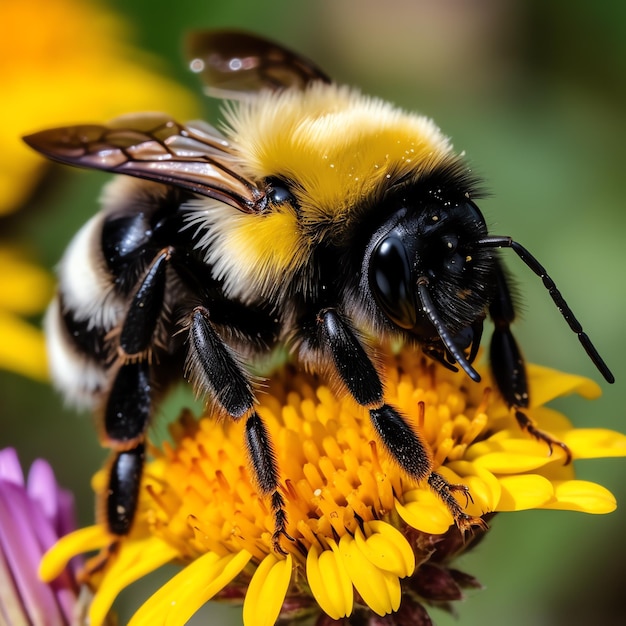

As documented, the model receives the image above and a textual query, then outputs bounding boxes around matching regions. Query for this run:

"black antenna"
[416,277,481,382]
[477,235,615,384]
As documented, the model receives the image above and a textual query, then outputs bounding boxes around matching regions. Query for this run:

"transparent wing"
[186,30,331,99]
[23,112,266,213]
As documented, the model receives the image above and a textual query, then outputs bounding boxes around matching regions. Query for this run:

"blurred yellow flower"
[41,350,626,625]
[0,248,53,380]
[0,0,199,380]
[0,0,198,215]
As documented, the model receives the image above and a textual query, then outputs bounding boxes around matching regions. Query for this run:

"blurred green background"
[2,0,625,624]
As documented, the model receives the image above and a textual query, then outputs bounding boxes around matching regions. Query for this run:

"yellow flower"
[40,350,626,625]
[0,0,198,215]
[0,0,200,380]
[0,247,53,380]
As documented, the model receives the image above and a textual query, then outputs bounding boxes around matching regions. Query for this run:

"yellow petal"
[0,249,53,314]
[526,406,573,432]
[542,480,617,514]
[395,489,453,535]
[243,553,293,626]
[129,552,219,624]
[354,521,415,578]
[442,461,502,513]
[562,429,626,459]
[337,534,401,616]
[306,543,353,619]
[129,550,251,626]
[496,474,554,511]
[528,364,601,405]
[39,525,110,582]
[89,538,180,626]
[0,311,48,381]
[467,439,558,473]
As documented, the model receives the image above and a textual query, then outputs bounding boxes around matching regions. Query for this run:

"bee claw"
[514,409,572,464]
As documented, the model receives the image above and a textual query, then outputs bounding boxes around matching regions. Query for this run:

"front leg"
[185,305,290,552]
[316,308,480,529]
[489,264,571,462]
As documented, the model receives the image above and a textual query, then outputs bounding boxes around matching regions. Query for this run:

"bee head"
[364,188,497,375]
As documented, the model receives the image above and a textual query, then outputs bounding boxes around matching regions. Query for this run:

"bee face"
[364,185,494,342]
[23,30,613,551]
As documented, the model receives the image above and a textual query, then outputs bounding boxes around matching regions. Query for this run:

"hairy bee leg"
[101,361,153,535]
[319,308,383,405]
[106,444,145,535]
[428,472,487,531]
[187,306,255,417]
[369,405,433,481]
[489,264,572,463]
[119,247,173,357]
[319,309,482,527]
[514,409,572,464]
[104,247,171,443]
[187,307,289,551]
[245,412,292,554]
[319,309,431,479]
[104,360,152,443]
[101,247,172,534]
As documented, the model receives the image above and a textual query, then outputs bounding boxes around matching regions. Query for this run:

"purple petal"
[0,449,80,624]
[55,489,78,543]
[26,460,82,584]
[0,544,31,623]
[0,480,66,625]
[27,459,77,539]
[26,459,60,521]
[0,448,25,487]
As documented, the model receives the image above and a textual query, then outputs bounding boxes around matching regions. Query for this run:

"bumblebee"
[24,31,613,551]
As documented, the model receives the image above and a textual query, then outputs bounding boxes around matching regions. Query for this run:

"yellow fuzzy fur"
[225,83,454,228]
[194,82,459,301]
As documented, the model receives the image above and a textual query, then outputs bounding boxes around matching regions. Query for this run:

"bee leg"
[187,306,290,553]
[187,306,255,417]
[106,444,145,535]
[104,360,152,444]
[318,308,479,527]
[102,248,173,535]
[119,247,173,358]
[245,412,292,554]
[99,358,153,534]
[319,309,430,478]
[428,472,488,532]
[489,264,571,463]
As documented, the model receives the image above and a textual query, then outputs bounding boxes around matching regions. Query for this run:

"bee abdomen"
[57,294,110,358]
[47,213,124,408]
[45,297,110,408]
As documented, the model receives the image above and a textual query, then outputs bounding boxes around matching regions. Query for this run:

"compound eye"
[266,177,296,206]
[369,233,417,329]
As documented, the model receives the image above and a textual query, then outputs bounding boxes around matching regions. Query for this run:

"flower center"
[140,351,492,563]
